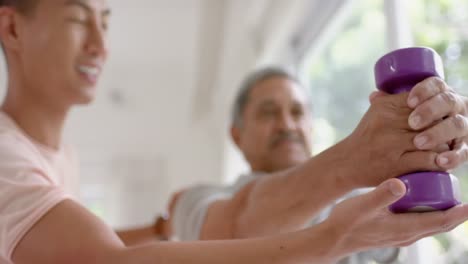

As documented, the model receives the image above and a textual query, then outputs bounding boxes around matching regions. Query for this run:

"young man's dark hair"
[0,0,36,14]
[0,0,36,53]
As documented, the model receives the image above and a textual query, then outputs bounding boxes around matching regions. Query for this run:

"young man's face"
[232,77,313,173]
[15,0,110,106]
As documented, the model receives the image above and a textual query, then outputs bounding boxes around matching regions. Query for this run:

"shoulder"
[0,128,43,168]
[171,183,232,240]
[0,127,51,187]
[176,184,231,209]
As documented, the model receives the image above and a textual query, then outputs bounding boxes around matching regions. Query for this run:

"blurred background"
[1,0,468,263]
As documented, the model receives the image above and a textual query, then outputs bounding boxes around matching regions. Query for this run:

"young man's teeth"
[78,66,99,75]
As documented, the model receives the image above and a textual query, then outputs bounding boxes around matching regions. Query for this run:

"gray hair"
[231,67,307,128]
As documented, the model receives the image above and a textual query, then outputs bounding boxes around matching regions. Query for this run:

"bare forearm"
[13,200,344,264]
[232,139,354,238]
[120,222,342,264]
[116,226,161,246]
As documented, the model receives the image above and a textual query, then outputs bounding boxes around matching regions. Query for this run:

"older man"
[1,0,468,263]
[171,67,468,263]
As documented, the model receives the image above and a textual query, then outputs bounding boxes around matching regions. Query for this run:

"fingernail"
[409,114,421,128]
[439,156,449,165]
[389,181,404,196]
[408,97,419,108]
[415,135,428,148]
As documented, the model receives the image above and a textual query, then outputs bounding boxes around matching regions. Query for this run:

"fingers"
[409,91,465,130]
[399,151,440,174]
[433,143,451,153]
[406,77,468,170]
[410,204,468,236]
[168,189,186,213]
[388,204,468,248]
[358,179,406,211]
[437,141,468,169]
[413,114,468,150]
[408,77,451,108]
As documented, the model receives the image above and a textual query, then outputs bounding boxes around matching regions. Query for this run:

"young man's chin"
[72,93,97,105]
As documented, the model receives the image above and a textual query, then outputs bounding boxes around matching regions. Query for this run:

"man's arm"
[116,222,165,246]
[200,92,442,240]
[200,139,352,239]
[13,179,468,264]
[116,189,183,245]
[10,198,341,264]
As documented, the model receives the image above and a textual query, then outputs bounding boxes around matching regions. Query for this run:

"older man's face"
[232,76,313,173]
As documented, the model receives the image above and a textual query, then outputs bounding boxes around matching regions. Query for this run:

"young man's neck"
[1,85,69,150]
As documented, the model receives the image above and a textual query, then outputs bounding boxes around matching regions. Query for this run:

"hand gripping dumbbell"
[374,47,461,213]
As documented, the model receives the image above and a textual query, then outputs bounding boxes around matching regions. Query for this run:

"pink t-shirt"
[0,112,79,263]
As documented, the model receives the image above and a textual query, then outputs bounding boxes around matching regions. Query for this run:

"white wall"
[66,0,224,227]
[0,0,325,228]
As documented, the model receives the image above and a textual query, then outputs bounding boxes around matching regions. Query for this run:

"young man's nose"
[85,22,108,59]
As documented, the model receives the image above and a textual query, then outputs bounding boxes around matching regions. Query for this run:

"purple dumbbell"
[374,47,461,213]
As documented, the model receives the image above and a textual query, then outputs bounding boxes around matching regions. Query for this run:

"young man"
[1,1,468,264]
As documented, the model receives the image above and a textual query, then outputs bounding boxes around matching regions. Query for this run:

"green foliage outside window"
[305,0,468,262]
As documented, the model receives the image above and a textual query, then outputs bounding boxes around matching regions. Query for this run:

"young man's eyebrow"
[64,0,111,16]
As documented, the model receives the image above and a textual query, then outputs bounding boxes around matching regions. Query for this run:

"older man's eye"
[290,107,303,117]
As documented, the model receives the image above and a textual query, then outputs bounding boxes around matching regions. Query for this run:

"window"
[408,1,468,263]
[302,0,386,154]
[301,0,468,263]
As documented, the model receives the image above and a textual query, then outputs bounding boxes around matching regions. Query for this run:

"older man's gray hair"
[231,67,310,128]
